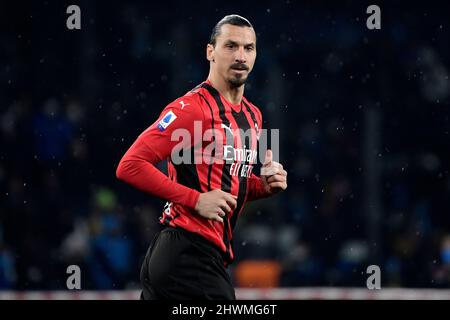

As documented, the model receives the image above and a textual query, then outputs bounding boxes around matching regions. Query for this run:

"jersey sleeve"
[116,96,205,209]
[247,173,270,201]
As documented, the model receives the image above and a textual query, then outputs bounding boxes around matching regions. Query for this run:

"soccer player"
[116,14,287,300]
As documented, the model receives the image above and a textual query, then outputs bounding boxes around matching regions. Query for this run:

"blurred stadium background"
[1,1,450,299]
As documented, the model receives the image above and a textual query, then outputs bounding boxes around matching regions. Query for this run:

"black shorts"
[140,226,236,300]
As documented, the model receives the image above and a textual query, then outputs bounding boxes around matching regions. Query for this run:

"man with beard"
[116,14,287,299]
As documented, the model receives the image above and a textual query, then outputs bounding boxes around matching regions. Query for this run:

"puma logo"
[179,100,190,109]
[221,123,233,135]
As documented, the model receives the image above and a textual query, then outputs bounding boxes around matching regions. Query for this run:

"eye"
[245,45,255,51]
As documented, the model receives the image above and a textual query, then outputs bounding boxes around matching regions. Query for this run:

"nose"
[235,47,246,63]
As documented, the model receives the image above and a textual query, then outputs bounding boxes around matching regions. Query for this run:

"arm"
[116,136,200,209]
[243,105,282,201]
[116,97,202,209]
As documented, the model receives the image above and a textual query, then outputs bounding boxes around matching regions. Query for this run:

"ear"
[206,43,215,62]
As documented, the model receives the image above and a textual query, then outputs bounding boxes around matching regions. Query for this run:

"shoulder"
[162,89,208,121]
[168,84,215,110]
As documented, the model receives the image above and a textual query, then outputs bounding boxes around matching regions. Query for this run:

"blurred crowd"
[1,1,450,289]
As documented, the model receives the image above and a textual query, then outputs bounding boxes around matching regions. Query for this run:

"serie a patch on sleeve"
[157,110,177,131]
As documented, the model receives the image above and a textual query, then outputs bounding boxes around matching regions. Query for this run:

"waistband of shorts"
[161,226,228,263]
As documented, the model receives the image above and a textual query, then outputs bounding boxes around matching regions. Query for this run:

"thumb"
[263,149,273,166]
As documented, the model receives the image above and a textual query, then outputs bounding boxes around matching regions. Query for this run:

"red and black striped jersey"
[116,80,270,263]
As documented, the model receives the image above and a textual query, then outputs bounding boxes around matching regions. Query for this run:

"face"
[207,24,257,88]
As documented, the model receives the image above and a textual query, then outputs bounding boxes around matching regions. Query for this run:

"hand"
[194,189,237,223]
[261,149,288,195]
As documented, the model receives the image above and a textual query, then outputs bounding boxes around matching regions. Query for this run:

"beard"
[228,73,248,88]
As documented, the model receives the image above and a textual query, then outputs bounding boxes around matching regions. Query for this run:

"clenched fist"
[261,149,288,195]
[194,189,237,223]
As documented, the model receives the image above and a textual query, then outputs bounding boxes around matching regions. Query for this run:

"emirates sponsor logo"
[169,121,279,168]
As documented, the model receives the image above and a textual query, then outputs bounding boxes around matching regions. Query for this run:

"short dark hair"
[209,14,254,47]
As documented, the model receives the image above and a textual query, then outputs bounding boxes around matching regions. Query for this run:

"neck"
[207,71,244,105]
